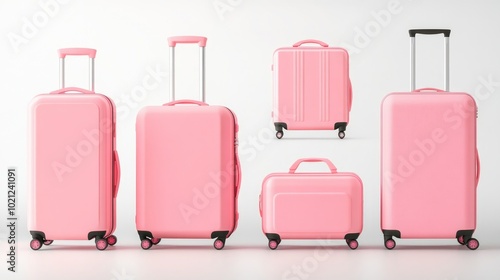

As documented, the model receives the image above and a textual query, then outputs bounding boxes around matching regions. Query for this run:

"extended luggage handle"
[409,29,451,92]
[168,36,207,103]
[164,99,208,106]
[168,36,207,47]
[58,48,97,58]
[409,29,451,37]
[293,39,329,48]
[58,48,96,92]
[289,158,337,173]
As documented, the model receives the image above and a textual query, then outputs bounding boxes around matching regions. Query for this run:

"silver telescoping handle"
[167,36,207,102]
[409,29,451,91]
[58,48,96,91]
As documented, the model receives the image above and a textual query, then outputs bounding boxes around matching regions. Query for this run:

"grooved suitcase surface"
[273,47,350,130]
[261,174,362,239]
[29,94,115,240]
[136,105,237,238]
[381,92,477,238]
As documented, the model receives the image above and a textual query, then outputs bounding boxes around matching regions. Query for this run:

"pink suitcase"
[136,36,240,250]
[381,29,480,250]
[272,39,352,139]
[259,158,363,250]
[28,48,120,251]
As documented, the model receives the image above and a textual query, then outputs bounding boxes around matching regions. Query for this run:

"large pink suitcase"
[272,39,352,139]
[28,48,120,251]
[136,36,240,250]
[381,29,480,250]
[259,158,363,250]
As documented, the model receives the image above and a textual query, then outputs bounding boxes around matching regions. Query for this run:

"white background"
[1,0,500,279]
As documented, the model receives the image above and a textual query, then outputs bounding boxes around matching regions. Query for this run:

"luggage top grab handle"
[50,87,94,94]
[167,36,207,103]
[293,39,329,48]
[164,99,208,106]
[289,158,337,174]
[57,48,96,92]
[409,29,451,92]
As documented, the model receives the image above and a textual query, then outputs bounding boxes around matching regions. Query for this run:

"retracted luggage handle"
[293,39,329,47]
[289,158,337,173]
[409,29,451,92]
[167,36,207,103]
[57,48,96,92]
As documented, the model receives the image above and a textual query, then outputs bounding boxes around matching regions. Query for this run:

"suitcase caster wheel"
[466,238,479,250]
[43,240,54,246]
[457,236,466,245]
[276,131,284,139]
[106,235,117,246]
[268,240,279,250]
[95,238,109,251]
[338,131,345,139]
[151,237,161,245]
[384,239,396,250]
[347,239,358,250]
[214,239,225,250]
[141,239,153,250]
[30,238,43,250]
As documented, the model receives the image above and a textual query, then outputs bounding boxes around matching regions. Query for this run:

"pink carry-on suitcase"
[381,29,480,250]
[272,39,352,139]
[259,158,363,250]
[28,48,120,251]
[136,36,240,250]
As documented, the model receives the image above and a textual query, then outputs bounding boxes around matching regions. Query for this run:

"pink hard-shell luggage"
[28,48,120,251]
[381,29,480,250]
[259,158,363,250]
[135,36,240,250]
[272,39,352,139]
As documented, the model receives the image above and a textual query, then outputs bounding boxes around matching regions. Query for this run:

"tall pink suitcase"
[28,48,120,251]
[259,158,363,250]
[381,29,480,250]
[136,36,240,250]
[272,39,352,139]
